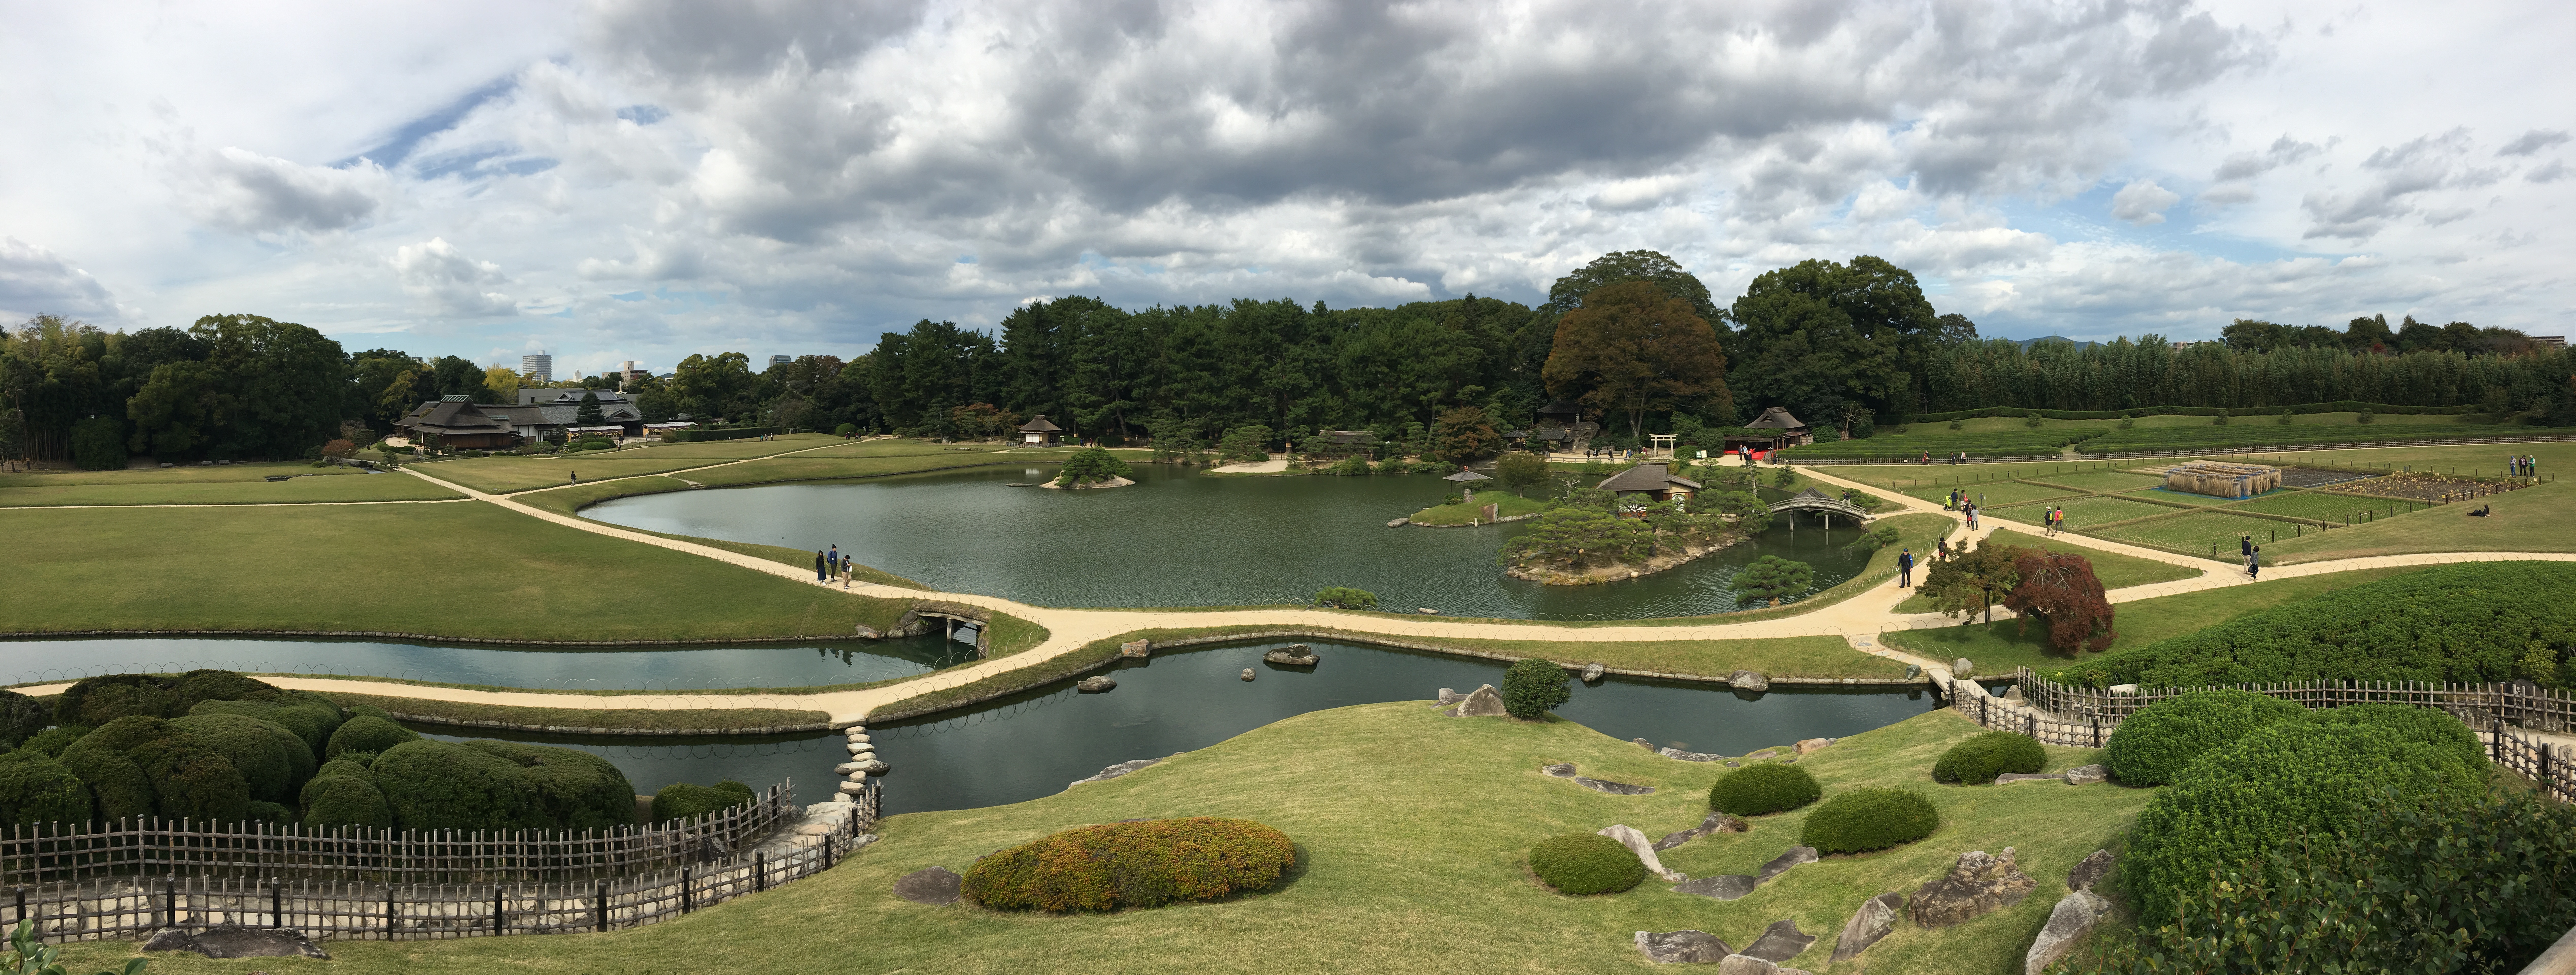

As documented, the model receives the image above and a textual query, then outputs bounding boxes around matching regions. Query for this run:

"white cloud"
[2111,179,2182,224]
[182,147,395,235]
[2497,129,2570,157]
[0,238,129,324]
[391,238,516,316]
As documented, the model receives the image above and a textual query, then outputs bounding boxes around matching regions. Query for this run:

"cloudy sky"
[3,0,2569,376]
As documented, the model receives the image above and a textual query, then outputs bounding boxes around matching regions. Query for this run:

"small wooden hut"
[1018,415,1063,446]
[2163,460,2281,499]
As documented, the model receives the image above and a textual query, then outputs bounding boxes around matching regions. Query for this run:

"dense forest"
[5,250,2570,466]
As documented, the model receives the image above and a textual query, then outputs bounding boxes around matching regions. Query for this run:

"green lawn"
[1893,528,2201,614]
[1989,495,2176,528]
[1908,480,2084,508]
[2227,489,2398,524]
[2226,440,2576,479]
[1410,491,1552,526]
[2078,418,2532,454]
[1881,565,2418,675]
[2112,486,2257,507]
[421,434,846,493]
[0,462,464,506]
[1813,461,2143,493]
[2020,470,2163,493]
[2094,510,2305,557]
[0,502,921,642]
[2255,477,2576,564]
[64,703,2147,975]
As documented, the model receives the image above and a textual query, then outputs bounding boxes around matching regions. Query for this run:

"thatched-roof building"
[1018,414,1063,446]
[1596,464,1702,503]
[2164,460,2281,499]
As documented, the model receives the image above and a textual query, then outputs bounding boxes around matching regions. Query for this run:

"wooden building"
[1739,407,1814,448]
[1596,463,1702,504]
[1018,415,1063,446]
[392,398,521,450]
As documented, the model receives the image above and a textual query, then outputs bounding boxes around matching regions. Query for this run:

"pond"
[0,634,974,692]
[452,638,1940,816]
[582,465,1876,619]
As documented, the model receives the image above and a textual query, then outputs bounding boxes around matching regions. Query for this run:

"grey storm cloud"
[0,238,123,323]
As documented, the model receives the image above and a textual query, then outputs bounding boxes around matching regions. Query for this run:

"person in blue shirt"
[1897,547,1916,588]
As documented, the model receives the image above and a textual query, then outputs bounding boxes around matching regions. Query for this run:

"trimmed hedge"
[2102,690,2305,787]
[55,675,176,727]
[2123,721,2480,926]
[1708,764,1821,816]
[1801,788,1941,854]
[651,780,754,823]
[2307,704,2486,772]
[0,691,48,748]
[192,691,346,754]
[326,715,420,761]
[0,750,92,827]
[169,713,313,805]
[367,739,637,833]
[1932,731,2047,785]
[465,740,637,831]
[1501,658,1570,719]
[962,817,1297,912]
[662,426,778,443]
[1527,833,1648,895]
[301,775,392,830]
[15,726,86,759]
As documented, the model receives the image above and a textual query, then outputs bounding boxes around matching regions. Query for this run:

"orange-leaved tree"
[1542,280,1729,440]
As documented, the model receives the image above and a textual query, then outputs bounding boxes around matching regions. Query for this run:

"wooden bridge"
[1768,488,1874,523]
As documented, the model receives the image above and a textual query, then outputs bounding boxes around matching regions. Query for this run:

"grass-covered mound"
[2102,690,2305,787]
[962,817,1297,911]
[652,780,754,823]
[1707,763,1820,815]
[1801,788,1941,853]
[2047,562,2576,688]
[1528,833,1647,894]
[1931,731,2045,785]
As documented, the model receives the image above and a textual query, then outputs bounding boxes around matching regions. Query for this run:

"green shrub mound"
[246,801,294,826]
[2051,563,2576,688]
[15,726,87,758]
[0,691,48,748]
[2123,721,2480,926]
[368,739,637,833]
[1708,763,1821,816]
[0,750,92,827]
[1932,731,2048,785]
[300,774,392,831]
[651,780,754,823]
[2305,704,2485,771]
[325,715,420,761]
[56,716,261,822]
[1500,658,1570,719]
[1526,833,1648,895]
[2103,690,2306,787]
[342,703,395,722]
[169,713,314,805]
[191,690,346,753]
[1801,788,1941,854]
[962,817,1297,912]
[55,675,177,727]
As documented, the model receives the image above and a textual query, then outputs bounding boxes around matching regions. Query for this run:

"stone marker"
[143,925,330,959]
[1670,874,1758,900]
[1635,930,1733,964]
[1075,675,1117,693]
[1240,667,1256,681]
[1954,658,1975,678]
[894,866,963,905]
[1794,737,1834,755]
[1741,919,1817,963]
[1120,638,1151,658]
[1730,670,1770,693]
[1597,824,1685,882]
[2064,763,2108,786]
[1756,846,1819,885]
[1829,893,1904,963]
[2025,890,2111,974]
[2066,849,2115,893]
[1455,685,1508,717]
[1910,848,2037,928]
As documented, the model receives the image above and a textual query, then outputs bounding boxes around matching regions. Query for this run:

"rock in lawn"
[2066,849,2115,894]
[1540,762,1578,778]
[1437,687,1463,704]
[1654,812,1749,851]
[1910,848,2037,928]
[1069,758,1161,787]
[1575,777,1655,795]
[1994,772,2066,784]
[1670,875,1758,900]
[1075,675,1116,693]
[894,866,963,905]
[1635,930,1734,964]
[2064,764,2108,786]
[1756,846,1819,885]
[2024,890,2111,975]
[1597,825,1685,882]
[144,925,330,959]
[1794,737,1834,754]
[1953,658,1975,678]
[1830,893,1904,963]
[1633,737,1658,750]
[1660,747,1725,762]
[1741,919,1817,963]
[1714,954,1812,975]
[1729,670,1770,692]
[1455,685,1508,717]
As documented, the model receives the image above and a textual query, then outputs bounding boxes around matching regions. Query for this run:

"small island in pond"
[1500,463,1779,585]
[1042,446,1137,490]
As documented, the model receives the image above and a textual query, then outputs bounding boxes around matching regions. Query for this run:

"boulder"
[1597,824,1685,882]
[1910,848,2037,928]
[1953,658,1975,678]
[1120,639,1152,658]
[852,758,890,775]
[1730,670,1771,693]
[1437,687,1463,704]
[834,761,869,776]
[143,925,330,959]
[1654,812,1748,851]
[1387,517,1409,528]
[1575,777,1655,796]
[894,866,963,905]
[853,624,882,639]
[1455,685,1508,717]
[1741,919,1816,963]
[1635,929,1734,964]
[1582,662,1606,682]
[2002,685,2025,703]
[1660,747,1725,762]
[1262,646,1320,666]
[1829,893,1904,963]
[2024,890,2111,975]
[1714,955,1813,975]
[1075,675,1116,693]
[2066,849,2115,894]
[1241,668,1257,681]
[2107,683,2137,695]
[1069,757,1161,787]
[1633,737,1658,750]
[1904,663,1922,680]
[1540,762,1578,778]
[1756,846,1819,885]
[1794,737,1834,755]
[1670,875,1758,900]
[2064,764,2108,787]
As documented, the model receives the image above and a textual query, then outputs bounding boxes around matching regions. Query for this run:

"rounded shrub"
[962,817,1297,912]
[247,801,294,826]
[1500,658,1571,719]
[2124,721,2479,925]
[300,775,392,830]
[15,726,87,759]
[1526,833,1647,895]
[301,758,375,805]
[1708,763,1821,816]
[0,749,92,828]
[0,690,49,748]
[651,780,754,823]
[2102,689,2305,786]
[2306,704,2484,771]
[369,740,542,832]
[460,740,637,830]
[139,736,252,824]
[1801,788,1941,854]
[56,675,177,726]
[326,715,419,761]
[166,670,279,712]
[192,691,345,753]
[170,713,311,805]
[58,716,185,821]
[1932,731,2047,785]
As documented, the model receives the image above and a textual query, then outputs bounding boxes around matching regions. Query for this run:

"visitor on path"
[828,545,841,572]
[2240,534,2253,560]
[569,470,577,485]
[2247,546,2261,580]
[1936,537,1950,560]
[814,550,828,581]
[1898,548,1915,588]
[841,560,855,589]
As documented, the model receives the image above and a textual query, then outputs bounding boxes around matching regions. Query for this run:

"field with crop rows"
[2019,470,2165,493]
[2230,490,2402,524]
[2076,421,2545,454]
[1993,494,2180,528]
[1903,479,2088,507]
[2096,509,2314,556]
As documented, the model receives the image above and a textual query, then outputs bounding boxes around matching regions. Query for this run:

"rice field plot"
[2333,470,2526,503]
[2098,510,2313,557]
[2278,466,2375,489]
[1905,479,2087,508]
[2021,470,2163,493]
[2118,485,2285,507]
[1994,494,2181,529]
[2230,490,2404,524]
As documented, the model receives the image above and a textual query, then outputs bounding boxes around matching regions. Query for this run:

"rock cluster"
[1263,645,1320,666]
[1659,746,1725,762]
[1671,846,1816,901]
[1596,825,1686,882]
[1910,848,2036,928]
[143,925,329,959]
[1075,675,1117,693]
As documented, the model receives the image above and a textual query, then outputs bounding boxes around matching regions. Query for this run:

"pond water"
[454,639,1939,816]
[583,465,1875,619]
[0,634,974,692]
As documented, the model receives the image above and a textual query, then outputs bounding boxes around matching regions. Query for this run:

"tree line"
[7,249,2570,466]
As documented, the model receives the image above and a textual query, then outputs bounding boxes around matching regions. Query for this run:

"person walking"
[827,544,841,575]
[1898,547,1915,588]
[569,469,578,485]
[2247,545,2261,580]
[814,550,828,581]
[2239,534,2253,561]
[841,560,855,590]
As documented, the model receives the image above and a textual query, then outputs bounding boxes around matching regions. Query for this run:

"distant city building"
[770,355,793,368]
[621,361,646,383]
[521,352,553,382]
[2536,336,2568,350]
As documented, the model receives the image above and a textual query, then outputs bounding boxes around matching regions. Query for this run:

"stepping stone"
[894,866,962,905]
[1575,777,1654,795]
[1756,846,1819,885]
[1540,763,1578,778]
[1741,919,1816,963]
[1635,930,1734,964]
[1670,875,1758,901]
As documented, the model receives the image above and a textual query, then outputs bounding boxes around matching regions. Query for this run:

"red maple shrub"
[2002,550,2116,652]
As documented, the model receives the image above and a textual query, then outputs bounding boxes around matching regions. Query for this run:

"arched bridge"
[1768,488,1873,522]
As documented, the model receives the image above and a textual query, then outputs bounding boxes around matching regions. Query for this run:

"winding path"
[18,453,2569,726]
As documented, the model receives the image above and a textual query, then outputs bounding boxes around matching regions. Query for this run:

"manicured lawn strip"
[1814,460,2141,493]
[2256,478,2576,564]
[1779,426,2103,460]
[0,503,915,642]
[0,460,372,488]
[1907,480,2087,508]
[2225,441,2576,479]
[2094,509,2320,557]
[1409,492,1551,525]
[327,691,830,734]
[0,473,463,506]
[1891,529,2203,614]
[512,476,697,516]
[1881,566,2418,676]
[682,451,1080,488]
[2113,485,2264,507]
[1988,495,2175,528]
[2019,470,2163,493]
[419,434,845,493]
[66,703,2146,975]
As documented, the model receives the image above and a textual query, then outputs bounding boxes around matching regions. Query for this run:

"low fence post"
[13,885,22,928]
[680,866,692,914]
[2090,718,2101,748]
[492,886,503,937]
[385,889,396,940]
[269,880,280,929]
[596,882,608,933]
[161,876,174,931]
[2496,721,2506,764]
[755,852,766,893]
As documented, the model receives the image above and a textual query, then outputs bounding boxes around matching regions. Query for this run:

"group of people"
[1918,451,1971,465]
[2239,534,2262,580]
[2510,454,2541,478]
[2040,504,2065,536]
[814,544,857,589]
[1943,488,1980,529]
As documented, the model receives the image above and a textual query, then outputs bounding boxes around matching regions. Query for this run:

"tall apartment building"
[770,355,792,368]
[522,352,553,382]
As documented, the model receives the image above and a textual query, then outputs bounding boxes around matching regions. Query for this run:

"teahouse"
[1739,406,1814,448]
[1596,463,1701,504]
[1018,415,1063,446]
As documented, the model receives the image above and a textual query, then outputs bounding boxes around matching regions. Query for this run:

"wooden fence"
[0,781,807,888]
[1953,679,2575,803]
[3,779,879,945]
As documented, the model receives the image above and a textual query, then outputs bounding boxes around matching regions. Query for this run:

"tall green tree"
[671,351,757,421]
[1727,256,1939,423]
[1542,280,1730,439]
